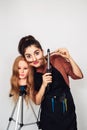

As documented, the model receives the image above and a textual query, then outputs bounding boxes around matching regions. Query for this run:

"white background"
[0,0,87,130]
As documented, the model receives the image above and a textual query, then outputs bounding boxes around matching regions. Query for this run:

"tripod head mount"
[19,85,27,96]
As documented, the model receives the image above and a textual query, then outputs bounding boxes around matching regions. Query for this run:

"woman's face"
[18,60,29,79]
[24,45,44,68]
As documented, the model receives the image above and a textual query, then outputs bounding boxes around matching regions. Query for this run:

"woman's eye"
[27,55,31,58]
[35,51,39,55]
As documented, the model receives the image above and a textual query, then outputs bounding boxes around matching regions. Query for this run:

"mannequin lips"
[20,74,24,76]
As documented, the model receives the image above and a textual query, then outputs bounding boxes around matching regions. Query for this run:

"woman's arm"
[51,48,83,78]
[31,72,52,105]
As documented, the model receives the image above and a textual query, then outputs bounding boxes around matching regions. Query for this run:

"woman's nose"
[32,55,36,61]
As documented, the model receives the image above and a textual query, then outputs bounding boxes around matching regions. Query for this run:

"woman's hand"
[51,48,70,61]
[42,72,52,88]
[34,72,52,105]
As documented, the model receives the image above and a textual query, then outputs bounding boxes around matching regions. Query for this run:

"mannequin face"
[18,60,29,79]
[24,45,44,68]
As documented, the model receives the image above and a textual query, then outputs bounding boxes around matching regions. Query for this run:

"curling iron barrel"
[46,48,52,93]
[47,49,51,72]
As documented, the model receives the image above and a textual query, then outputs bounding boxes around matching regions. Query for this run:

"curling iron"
[45,49,52,94]
[47,49,50,72]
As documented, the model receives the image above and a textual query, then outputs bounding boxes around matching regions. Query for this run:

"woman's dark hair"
[18,35,43,56]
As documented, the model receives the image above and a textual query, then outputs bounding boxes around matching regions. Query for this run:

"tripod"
[6,86,41,130]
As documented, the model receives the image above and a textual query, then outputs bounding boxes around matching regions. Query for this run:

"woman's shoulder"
[50,54,67,63]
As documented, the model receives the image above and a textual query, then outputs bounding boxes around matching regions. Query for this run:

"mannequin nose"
[20,69,24,73]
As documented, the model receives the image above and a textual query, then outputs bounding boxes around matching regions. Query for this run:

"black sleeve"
[34,71,43,91]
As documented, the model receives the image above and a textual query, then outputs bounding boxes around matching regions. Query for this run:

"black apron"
[34,66,77,130]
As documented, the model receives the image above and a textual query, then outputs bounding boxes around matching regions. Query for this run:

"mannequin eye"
[18,67,21,70]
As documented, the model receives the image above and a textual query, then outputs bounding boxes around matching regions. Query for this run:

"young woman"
[9,55,34,105]
[18,35,83,130]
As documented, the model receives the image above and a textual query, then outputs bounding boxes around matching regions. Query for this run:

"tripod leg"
[7,95,41,130]
[29,100,41,129]
[18,95,24,130]
[15,96,22,130]
[29,100,38,120]
[6,100,18,130]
